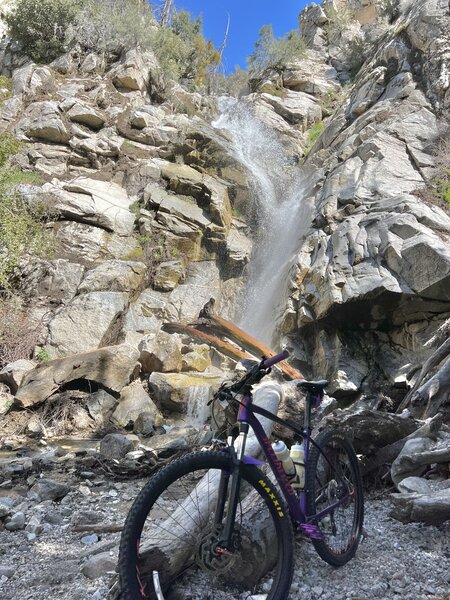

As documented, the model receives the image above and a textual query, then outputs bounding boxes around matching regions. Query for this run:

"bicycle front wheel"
[119,450,294,600]
[305,430,364,567]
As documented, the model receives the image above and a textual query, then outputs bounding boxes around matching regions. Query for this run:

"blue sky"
[167,1,310,73]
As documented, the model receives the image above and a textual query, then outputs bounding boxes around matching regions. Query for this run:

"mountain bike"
[118,350,364,600]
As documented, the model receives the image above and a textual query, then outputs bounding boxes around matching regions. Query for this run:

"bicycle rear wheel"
[119,451,294,600]
[305,430,364,567]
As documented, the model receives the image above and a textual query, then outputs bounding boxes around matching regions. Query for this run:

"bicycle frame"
[231,391,352,540]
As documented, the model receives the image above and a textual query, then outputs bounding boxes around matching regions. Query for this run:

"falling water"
[186,385,210,427]
[212,97,313,346]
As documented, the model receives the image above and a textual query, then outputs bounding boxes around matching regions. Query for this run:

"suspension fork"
[216,422,248,548]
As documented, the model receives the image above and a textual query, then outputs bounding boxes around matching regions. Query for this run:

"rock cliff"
[0,0,447,442]
[0,1,449,599]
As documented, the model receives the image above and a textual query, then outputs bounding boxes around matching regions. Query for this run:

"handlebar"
[263,350,289,369]
[210,350,290,407]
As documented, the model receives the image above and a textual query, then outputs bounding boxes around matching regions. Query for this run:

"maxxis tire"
[118,450,294,600]
[305,430,364,567]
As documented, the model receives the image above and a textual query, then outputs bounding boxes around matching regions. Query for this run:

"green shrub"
[248,25,306,84]
[7,0,219,86]
[67,0,154,56]
[259,82,287,98]
[0,76,12,103]
[303,120,325,157]
[211,66,250,97]
[0,135,53,288]
[151,10,220,85]
[323,4,356,37]
[0,186,54,288]
[0,134,21,168]
[35,348,51,362]
[320,87,346,116]
[6,0,84,62]
[308,121,325,145]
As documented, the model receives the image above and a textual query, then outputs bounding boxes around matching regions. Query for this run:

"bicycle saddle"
[297,380,328,393]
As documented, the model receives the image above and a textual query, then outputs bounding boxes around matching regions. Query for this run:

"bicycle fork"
[215,423,249,550]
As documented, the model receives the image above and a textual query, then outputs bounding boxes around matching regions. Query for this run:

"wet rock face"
[288,0,450,399]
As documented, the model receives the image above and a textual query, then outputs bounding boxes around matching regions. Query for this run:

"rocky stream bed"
[0,435,448,600]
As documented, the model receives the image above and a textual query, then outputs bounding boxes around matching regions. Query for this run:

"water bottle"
[272,440,296,478]
[290,442,305,488]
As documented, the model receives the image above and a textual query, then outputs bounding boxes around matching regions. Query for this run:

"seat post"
[297,380,328,430]
[304,392,314,429]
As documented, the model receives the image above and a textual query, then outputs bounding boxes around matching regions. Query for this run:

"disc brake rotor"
[195,526,239,575]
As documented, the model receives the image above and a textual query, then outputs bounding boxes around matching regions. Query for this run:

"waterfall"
[186,385,210,427]
[212,97,313,346]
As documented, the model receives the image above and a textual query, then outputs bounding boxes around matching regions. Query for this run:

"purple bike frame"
[236,351,350,535]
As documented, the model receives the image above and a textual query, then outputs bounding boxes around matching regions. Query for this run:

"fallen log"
[163,322,253,362]
[135,383,283,591]
[360,413,443,476]
[390,489,450,525]
[195,300,303,380]
[397,336,450,413]
[421,356,450,418]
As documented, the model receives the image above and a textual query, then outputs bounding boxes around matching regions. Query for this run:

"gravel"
[292,498,450,600]
[0,463,448,600]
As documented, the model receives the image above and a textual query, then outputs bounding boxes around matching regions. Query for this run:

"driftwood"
[136,383,283,590]
[390,489,450,525]
[391,435,450,486]
[360,413,443,476]
[397,336,450,414]
[165,300,303,381]
[421,357,450,418]
[163,322,253,362]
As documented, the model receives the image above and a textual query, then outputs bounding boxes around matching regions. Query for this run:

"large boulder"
[260,90,322,129]
[86,389,118,426]
[282,52,340,96]
[298,4,328,53]
[159,162,232,230]
[111,381,163,428]
[111,48,160,93]
[320,408,418,454]
[99,433,134,459]
[45,177,136,236]
[53,221,139,265]
[46,292,128,357]
[15,344,139,407]
[78,260,146,294]
[18,258,84,306]
[63,99,106,130]
[153,260,186,291]
[148,371,222,413]
[145,184,212,233]
[16,101,70,143]
[225,223,253,271]
[391,433,450,487]
[390,487,450,525]
[138,331,183,374]
[0,359,36,394]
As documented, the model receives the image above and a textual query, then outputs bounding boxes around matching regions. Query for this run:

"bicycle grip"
[264,350,289,368]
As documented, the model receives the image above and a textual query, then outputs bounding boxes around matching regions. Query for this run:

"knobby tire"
[118,451,294,600]
[305,429,364,567]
